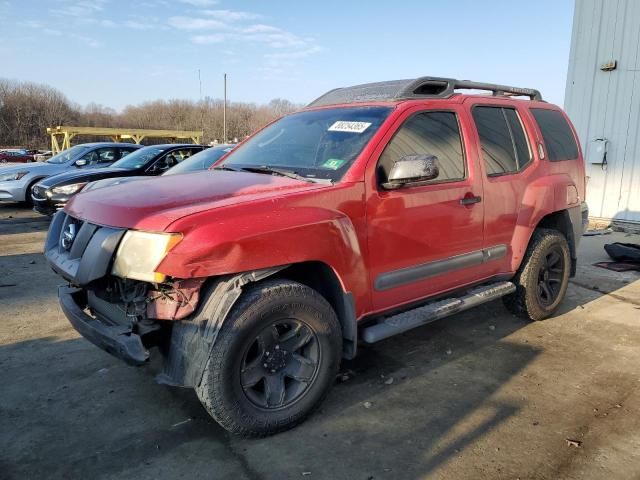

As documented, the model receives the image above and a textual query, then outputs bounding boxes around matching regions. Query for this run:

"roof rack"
[307,76,543,107]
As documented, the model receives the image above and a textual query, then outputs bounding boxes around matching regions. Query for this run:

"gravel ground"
[1,202,640,480]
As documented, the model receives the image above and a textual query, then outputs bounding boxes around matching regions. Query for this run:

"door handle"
[459,195,482,206]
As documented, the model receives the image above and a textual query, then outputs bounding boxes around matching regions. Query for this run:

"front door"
[366,106,486,312]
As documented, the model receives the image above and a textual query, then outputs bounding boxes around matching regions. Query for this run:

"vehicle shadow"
[228,300,539,479]
[0,300,539,480]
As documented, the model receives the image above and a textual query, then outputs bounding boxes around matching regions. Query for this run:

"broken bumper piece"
[59,286,149,366]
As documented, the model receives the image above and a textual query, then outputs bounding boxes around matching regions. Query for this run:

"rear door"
[366,105,486,312]
[467,100,539,274]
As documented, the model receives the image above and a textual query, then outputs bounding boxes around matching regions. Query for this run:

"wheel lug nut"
[265,351,270,356]
[263,363,268,368]
[271,369,276,373]
[275,345,280,350]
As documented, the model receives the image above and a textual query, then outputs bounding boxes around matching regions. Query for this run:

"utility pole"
[198,69,204,143]
[223,73,227,143]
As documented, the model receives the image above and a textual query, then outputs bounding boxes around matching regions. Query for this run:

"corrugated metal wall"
[565,0,640,224]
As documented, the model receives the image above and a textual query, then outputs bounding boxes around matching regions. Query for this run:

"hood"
[83,176,147,192]
[65,170,328,231]
[0,162,52,175]
[37,167,130,188]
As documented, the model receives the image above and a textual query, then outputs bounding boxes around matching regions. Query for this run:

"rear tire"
[195,279,342,436]
[503,228,571,321]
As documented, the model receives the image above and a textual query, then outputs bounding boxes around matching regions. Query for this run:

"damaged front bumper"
[45,210,287,388]
[59,286,149,365]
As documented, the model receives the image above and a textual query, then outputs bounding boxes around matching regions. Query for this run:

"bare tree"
[0,77,302,148]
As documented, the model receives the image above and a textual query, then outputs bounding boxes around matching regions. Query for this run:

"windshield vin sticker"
[328,121,372,133]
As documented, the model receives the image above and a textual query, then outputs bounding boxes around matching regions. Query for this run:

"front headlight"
[0,171,28,182]
[52,182,87,195]
[111,230,182,283]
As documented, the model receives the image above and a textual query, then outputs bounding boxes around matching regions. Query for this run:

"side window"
[79,150,99,165]
[173,148,199,163]
[151,149,186,171]
[117,148,136,159]
[95,147,117,164]
[378,111,465,184]
[530,109,579,161]
[472,106,531,176]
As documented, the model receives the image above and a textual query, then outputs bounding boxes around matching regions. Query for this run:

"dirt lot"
[1,203,640,480]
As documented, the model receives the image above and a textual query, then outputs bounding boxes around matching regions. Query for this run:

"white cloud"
[202,9,261,22]
[22,20,42,28]
[166,7,322,72]
[264,46,322,61]
[43,28,63,36]
[177,0,218,6]
[69,33,103,48]
[168,16,228,30]
[125,20,153,30]
[57,0,106,18]
[241,24,281,34]
[191,33,226,44]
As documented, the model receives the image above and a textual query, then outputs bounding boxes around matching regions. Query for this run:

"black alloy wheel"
[535,245,566,307]
[240,319,320,409]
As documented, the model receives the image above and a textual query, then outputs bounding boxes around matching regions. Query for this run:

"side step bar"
[361,281,516,344]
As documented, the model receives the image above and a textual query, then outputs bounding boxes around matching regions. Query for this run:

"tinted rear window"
[472,106,531,176]
[531,109,579,161]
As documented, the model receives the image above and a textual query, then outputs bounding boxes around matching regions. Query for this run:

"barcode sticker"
[328,121,372,133]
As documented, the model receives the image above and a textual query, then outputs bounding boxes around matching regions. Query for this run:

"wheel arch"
[23,176,47,203]
[534,209,577,276]
[275,261,357,359]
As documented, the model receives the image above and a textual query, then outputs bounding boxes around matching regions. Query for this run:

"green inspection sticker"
[322,158,345,170]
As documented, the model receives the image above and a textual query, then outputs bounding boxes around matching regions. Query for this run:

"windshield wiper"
[212,165,241,172]
[238,166,318,183]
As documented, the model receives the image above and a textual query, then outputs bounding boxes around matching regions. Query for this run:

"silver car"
[0,142,141,203]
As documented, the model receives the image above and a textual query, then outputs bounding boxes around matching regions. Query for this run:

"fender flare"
[156,266,286,388]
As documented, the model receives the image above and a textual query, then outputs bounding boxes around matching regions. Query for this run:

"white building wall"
[565,0,640,224]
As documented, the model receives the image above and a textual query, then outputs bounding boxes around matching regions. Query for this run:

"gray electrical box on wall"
[589,137,608,165]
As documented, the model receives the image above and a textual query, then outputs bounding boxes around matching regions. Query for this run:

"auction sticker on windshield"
[328,121,372,133]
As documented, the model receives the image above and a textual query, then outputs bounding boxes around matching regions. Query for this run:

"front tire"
[23,180,39,207]
[503,228,571,321]
[196,279,342,436]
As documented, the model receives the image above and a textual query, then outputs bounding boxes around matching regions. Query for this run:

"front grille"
[31,185,47,200]
[44,211,126,285]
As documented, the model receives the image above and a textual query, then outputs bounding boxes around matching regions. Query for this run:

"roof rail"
[307,76,543,107]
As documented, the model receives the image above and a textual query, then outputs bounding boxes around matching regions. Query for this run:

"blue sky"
[0,0,574,111]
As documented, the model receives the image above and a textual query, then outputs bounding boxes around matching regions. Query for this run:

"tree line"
[0,78,301,149]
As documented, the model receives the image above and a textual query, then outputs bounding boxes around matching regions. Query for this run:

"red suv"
[44,77,588,436]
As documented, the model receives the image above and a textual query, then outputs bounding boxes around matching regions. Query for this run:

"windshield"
[46,145,91,164]
[220,106,392,181]
[164,146,233,176]
[111,146,164,170]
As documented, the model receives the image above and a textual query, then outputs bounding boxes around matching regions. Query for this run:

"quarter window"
[378,111,465,184]
[472,106,532,176]
[531,108,579,161]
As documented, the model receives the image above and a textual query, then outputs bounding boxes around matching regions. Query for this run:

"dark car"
[81,144,236,193]
[0,143,142,204]
[31,144,207,215]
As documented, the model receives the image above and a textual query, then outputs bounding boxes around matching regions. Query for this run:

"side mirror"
[75,159,87,167]
[382,154,440,190]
